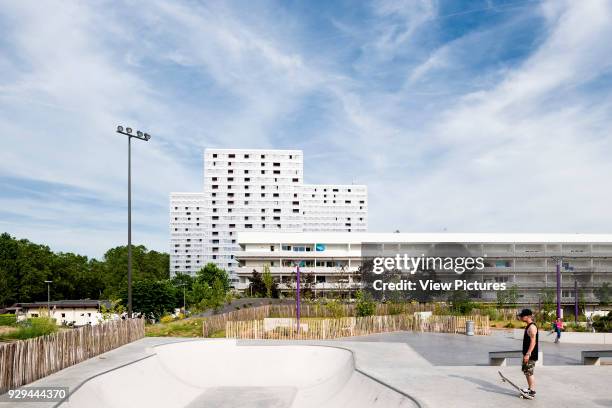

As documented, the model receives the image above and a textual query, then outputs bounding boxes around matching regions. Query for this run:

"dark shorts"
[522,360,536,376]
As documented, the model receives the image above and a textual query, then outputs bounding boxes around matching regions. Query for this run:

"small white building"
[14,300,114,326]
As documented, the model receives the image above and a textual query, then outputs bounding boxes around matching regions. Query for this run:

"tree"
[123,280,178,320]
[355,290,376,317]
[594,282,610,306]
[262,265,275,298]
[246,270,267,297]
[195,263,230,293]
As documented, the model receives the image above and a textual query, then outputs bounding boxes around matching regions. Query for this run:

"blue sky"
[1,0,612,258]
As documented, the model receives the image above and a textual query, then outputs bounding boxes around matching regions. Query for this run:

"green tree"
[123,280,178,320]
[246,270,267,297]
[195,263,230,293]
[262,265,274,298]
[355,290,376,317]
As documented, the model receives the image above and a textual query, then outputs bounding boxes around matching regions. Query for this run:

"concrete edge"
[52,337,425,408]
[235,340,425,408]
[53,338,200,408]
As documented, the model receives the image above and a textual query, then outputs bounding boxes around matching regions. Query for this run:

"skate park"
[2,330,610,408]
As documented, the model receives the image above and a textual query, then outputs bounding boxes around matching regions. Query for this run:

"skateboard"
[498,371,533,400]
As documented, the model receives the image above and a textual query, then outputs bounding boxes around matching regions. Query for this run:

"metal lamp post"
[44,280,53,316]
[116,125,151,318]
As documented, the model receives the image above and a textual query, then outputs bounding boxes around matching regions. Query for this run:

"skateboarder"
[518,309,538,399]
[554,317,563,343]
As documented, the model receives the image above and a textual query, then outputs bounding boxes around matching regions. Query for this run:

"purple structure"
[556,258,561,319]
[296,264,301,333]
[574,279,578,323]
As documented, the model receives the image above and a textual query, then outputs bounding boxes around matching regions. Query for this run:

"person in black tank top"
[518,309,538,398]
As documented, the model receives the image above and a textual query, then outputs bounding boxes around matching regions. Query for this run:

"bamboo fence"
[0,318,144,394]
[202,302,503,336]
[226,314,490,340]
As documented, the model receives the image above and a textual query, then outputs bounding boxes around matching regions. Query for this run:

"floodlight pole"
[116,126,151,318]
[44,280,52,316]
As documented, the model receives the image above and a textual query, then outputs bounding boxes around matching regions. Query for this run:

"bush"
[592,312,612,333]
[325,300,345,318]
[160,315,175,324]
[355,291,376,317]
[0,314,17,326]
[2,317,57,340]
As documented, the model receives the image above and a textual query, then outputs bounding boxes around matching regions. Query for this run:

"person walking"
[518,309,538,399]
[554,317,563,343]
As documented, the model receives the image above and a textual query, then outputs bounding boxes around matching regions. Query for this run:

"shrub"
[0,314,17,326]
[2,317,57,340]
[325,300,345,318]
[160,315,175,324]
[592,312,612,333]
[355,291,376,317]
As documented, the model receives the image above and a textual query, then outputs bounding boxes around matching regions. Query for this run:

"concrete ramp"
[62,340,417,408]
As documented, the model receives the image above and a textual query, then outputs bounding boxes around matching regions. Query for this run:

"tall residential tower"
[170,149,368,280]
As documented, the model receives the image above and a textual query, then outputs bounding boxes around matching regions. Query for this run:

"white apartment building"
[236,232,612,306]
[301,184,367,232]
[170,193,206,274]
[170,149,368,279]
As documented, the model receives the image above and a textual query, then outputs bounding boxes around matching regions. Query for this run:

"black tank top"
[522,322,538,361]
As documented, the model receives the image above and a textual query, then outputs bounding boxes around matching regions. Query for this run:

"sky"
[1,0,612,259]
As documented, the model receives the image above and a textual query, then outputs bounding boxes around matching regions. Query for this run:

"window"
[282,245,291,251]
[273,162,280,167]
[213,153,218,158]
[273,170,280,174]
[229,154,235,158]
[244,154,249,159]
[245,224,253,228]
[292,178,299,182]
[316,276,326,283]
[261,154,265,159]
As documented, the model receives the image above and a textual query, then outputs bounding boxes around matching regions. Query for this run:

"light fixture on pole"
[116,125,151,318]
[44,280,53,316]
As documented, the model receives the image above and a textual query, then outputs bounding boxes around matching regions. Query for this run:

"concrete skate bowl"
[61,340,419,408]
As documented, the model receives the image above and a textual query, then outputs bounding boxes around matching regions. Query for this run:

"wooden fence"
[226,315,490,340]
[202,303,499,336]
[0,319,144,394]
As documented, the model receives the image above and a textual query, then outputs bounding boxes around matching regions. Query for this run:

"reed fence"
[225,314,489,340]
[202,303,499,336]
[0,318,144,394]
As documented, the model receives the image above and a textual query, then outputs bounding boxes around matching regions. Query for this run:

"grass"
[0,317,57,340]
[145,318,207,338]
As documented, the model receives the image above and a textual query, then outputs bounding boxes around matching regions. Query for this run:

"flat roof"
[237,232,612,244]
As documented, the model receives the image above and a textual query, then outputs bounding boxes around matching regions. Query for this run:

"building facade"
[236,232,612,306]
[170,149,368,279]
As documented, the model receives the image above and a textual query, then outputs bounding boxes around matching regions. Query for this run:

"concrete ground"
[1,331,610,408]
